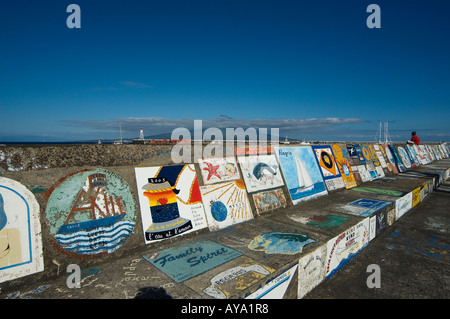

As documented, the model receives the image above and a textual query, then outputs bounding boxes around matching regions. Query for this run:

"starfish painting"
[203,162,221,181]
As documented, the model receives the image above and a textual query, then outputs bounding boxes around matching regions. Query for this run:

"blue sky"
[1,0,449,142]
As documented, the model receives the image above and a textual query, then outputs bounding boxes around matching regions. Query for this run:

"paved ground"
[305,181,450,299]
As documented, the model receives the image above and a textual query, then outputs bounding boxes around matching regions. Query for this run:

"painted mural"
[200,180,253,231]
[397,147,412,168]
[185,256,275,299]
[352,187,406,197]
[356,165,371,182]
[248,232,316,255]
[331,144,357,189]
[142,240,242,283]
[326,218,370,278]
[389,145,406,172]
[369,208,387,241]
[237,154,284,193]
[346,144,358,160]
[275,147,328,205]
[288,214,350,230]
[348,157,363,184]
[297,245,327,299]
[311,145,345,191]
[354,144,366,165]
[246,264,298,299]
[395,192,413,220]
[383,145,399,174]
[340,199,391,218]
[404,145,418,167]
[252,188,287,215]
[0,177,43,283]
[360,145,372,164]
[45,169,137,257]
[373,144,389,170]
[198,157,240,185]
[135,165,207,244]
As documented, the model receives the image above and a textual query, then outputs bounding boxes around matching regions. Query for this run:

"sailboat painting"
[275,147,327,205]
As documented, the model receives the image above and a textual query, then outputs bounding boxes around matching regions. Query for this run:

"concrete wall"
[0,141,449,297]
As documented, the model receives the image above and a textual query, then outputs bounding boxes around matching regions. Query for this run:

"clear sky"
[1,0,449,142]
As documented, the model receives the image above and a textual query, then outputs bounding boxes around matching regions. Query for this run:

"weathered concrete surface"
[0,144,175,173]
[305,181,450,299]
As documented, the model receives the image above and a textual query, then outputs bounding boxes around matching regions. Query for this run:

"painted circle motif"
[320,151,333,169]
[210,201,228,222]
[45,168,137,257]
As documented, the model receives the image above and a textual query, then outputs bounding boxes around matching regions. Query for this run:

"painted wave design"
[55,221,134,255]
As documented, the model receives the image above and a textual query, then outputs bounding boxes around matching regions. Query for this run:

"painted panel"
[412,187,421,207]
[0,177,43,283]
[334,199,391,218]
[297,245,327,299]
[354,144,366,165]
[373,144,388,168]
[348,158,362,184]
[352,187,406,197]
[288,214,350,230]
[369,215,376,241]
[395,192,413,220]
[252,188,287,215]
[356,165,371,182]
[397,147,412,168]
[311,145,345,191]
[187,256,275,299]
[331,144,357,189]
[248,232,316,255]
[326,218,370,278]
[360,145,372,162]
[45,169,137,257]
[389,145,406,172]
[237,154,284,193]
[142,240,242,283]
[246,264,298,299]
[275,146,328,205]
[346,144,358,160]
[200,180,253,231]
[198,157,240,185]
[382,144,399,174]
[405,145,419,167]
[374,207,387,237]
[135,165,207,244]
